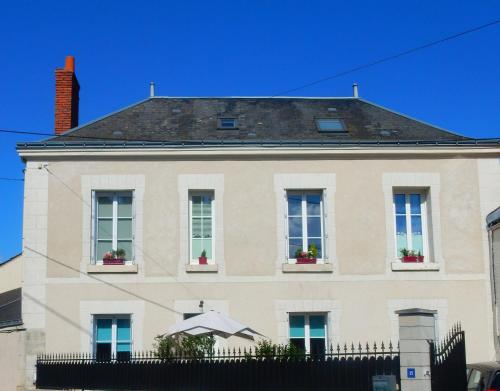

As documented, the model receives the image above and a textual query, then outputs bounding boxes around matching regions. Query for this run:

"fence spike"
[381,341,385,354]
[350,342,354,353]
[358,342,362,354]
[366,342,370,354]
[373,342,377,354]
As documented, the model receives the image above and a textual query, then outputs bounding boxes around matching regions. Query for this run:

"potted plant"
[103,249,126,265]
[198,250,208,265]
[400,248,424,263]
[295,243,318,264]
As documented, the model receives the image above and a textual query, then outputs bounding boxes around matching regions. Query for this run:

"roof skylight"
[316,119,345,132]
[218,118,237,129]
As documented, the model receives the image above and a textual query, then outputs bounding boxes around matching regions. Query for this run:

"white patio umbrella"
[167,310,264,340]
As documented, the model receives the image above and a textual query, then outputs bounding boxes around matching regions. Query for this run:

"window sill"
[87,264,138,274]
[391,262,440,272]
[282,263,333,273]
[185,264,218,273]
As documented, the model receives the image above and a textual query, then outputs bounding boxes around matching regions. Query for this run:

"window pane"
[287,194,302,216]
[192,238,202,259]
[202,218,212,238]
[288,217,303,238]
[307,238,322,258]
[97,219,112,240]
[289,338,305,353]
[306,194,321,216]
[97,196,113,217]
[192,218,202,238]
[117,195,132,217]
[96,241,112,260]
[116,350,131,362]
[117,241,132,260]
[307,217,321,238]
[96,343,112,361]
[117,319,131,341]
[289,315,305,338]
[116,343,131,352]
[396,216,407,235]
[396,235,408,256]
[310,339,326,356]
[394,194,406,215]
[192,196,202,215]
[117,219,132,239]
[289,238,302,258]
[202,239,212,259]
[309,315,326,338]
[96,319,112,342]
[412,234,423,254]
[410,194,421,214]
[411,215,422,235]
[201,196,212,216]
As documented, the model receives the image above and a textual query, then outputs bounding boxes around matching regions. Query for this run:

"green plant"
[246,339,304,360]
[115,248,126,258]
[200,249,207,258]
[400,248,422,257]
[308,243,318,258]
[154,334,215,359]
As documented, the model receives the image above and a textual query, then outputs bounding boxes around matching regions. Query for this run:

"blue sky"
[0,1,499,262]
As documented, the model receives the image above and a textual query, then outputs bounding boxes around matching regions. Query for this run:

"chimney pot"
[55,56,80,135]
[64,56,75,72]
[352,83,359,98]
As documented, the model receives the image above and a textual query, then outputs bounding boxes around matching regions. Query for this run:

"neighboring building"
[487,207,500,360]
[0,254,24,391]
[15,56,500,389]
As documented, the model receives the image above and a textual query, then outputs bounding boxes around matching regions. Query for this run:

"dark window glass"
[310,339,326,357]
[289,338,305,354]
[96,343,112,361]
[219,118,237,129]
[116,351,131,362]
[490,373,500,390]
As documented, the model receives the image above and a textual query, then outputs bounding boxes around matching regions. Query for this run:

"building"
[0,254,24,390]
[487,207,500,360]
[14,56,500,389]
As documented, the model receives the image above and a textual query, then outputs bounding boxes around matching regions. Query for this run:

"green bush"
[154,334,215,359]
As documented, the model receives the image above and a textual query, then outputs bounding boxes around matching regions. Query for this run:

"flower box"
[296,258,317,264]
[401,256,424,263]
[103,258,125,265]
[198,256,208,265]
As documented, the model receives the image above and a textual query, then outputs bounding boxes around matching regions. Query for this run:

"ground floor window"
[289,313,327,354]
[94,315,132,361]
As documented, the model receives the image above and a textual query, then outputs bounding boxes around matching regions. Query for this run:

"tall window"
[94,315,131,361]
[94,191,134,263]
[289,313,327,355]
[190,192,214,263]
[393,191,428,258]
[287,191,324,261]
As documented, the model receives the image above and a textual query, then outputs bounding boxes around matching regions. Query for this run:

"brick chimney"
[54,56,80,134]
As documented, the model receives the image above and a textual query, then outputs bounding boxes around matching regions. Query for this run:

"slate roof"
[46,97,468,144]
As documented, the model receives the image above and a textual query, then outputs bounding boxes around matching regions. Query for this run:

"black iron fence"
[37,342,400,390]
[429,324,467,391]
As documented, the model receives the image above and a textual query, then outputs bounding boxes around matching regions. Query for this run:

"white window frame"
[93,314,133,358]
[285,190,325,263]
[393,189,430,261]
[315,118,345,132]
[288,312,328,354]
[189,191,215,265]
[93,190,135,265]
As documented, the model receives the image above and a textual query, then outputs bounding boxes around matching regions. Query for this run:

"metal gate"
[429,324,467,391]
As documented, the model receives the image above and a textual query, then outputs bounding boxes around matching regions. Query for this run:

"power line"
[271,18,500,96]
[1,18,499,144]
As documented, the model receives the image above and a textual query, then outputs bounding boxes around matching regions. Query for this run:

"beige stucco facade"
[17,146,500,389]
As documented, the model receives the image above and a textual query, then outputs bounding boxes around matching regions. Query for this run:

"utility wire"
[1,19,498,144]
[271,18,500,96]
